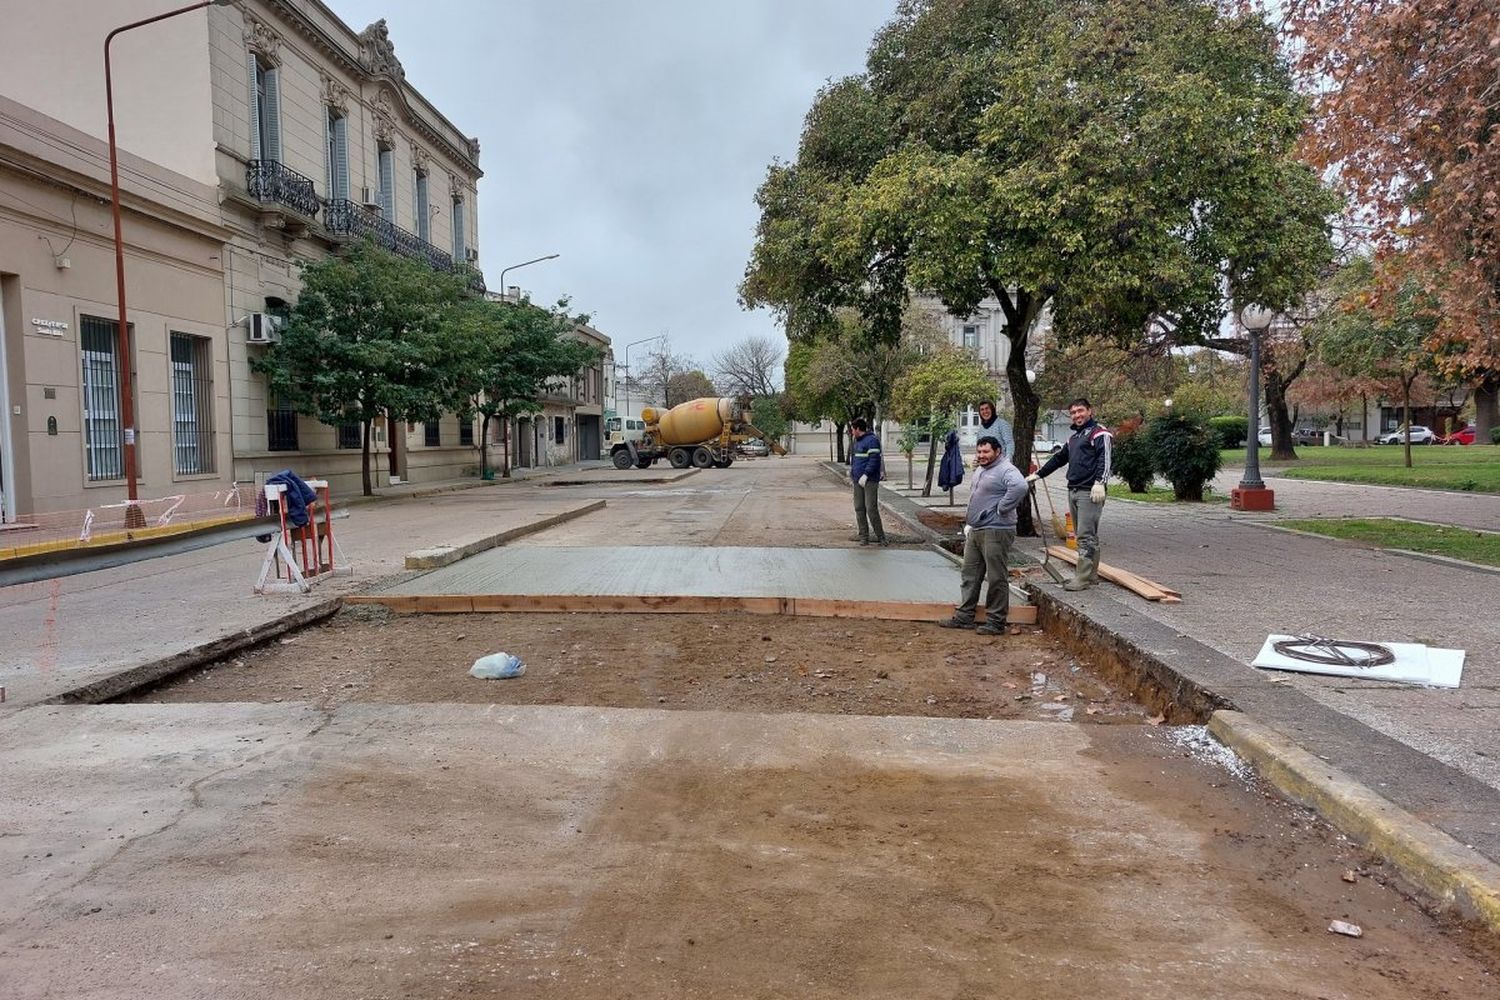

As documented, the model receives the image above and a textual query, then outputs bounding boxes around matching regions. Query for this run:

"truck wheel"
[721,454,734,467]
[691,446,715,469]
[669,448,691,469]
[611,449,634,470]
[634,457,651,469]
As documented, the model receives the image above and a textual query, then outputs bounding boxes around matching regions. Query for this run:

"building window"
[325,108,349,200]
[554,416,565,445]
[80,316,126,481]
[249,54,281,162]
[377,144,395,218]
[414,169,430,241]
[169,333,215,475]
[337,421,362,449]
[267,397,299,452]
[452,195,466,261]
[962,324,980,352]
[459,419,474,447]
[425,420,441,447]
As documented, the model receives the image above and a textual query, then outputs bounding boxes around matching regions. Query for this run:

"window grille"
[81,316,125,481]
[169,333,215,475]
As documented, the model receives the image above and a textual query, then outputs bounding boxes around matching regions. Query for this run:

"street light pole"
[105,0,228,528]
[1232,304,1276,511]
[622,335,664,420]
[493,253,559,476]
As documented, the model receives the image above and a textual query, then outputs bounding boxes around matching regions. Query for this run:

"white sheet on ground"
[1252,635,1464,689]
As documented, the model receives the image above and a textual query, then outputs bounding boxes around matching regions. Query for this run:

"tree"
[1288,0,1500,441]
[743,0,1339,529]
[891,346,995,497]
[252,240,468,496]
[666,370,717,406]
[448,297,599,478]
[1315,258,1439,468]
[712,335,784,398]
[750,394,789,445]
[637,339,690,410]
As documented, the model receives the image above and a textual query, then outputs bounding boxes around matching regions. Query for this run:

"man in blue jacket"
[1028,397,1112,591]
[939,435,1028,634]
[849,417,887,546]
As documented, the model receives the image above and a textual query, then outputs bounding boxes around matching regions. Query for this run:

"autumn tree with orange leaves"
[1286,0,1500,439]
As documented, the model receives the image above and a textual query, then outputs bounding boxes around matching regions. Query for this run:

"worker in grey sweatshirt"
[939,434,1029,635]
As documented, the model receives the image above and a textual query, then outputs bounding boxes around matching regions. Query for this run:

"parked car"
[1257,427,1322,447]
[1032,437,1064,456]
[1443,424,1476,446]
[1378,425,1439,445]
[736,438,770,457]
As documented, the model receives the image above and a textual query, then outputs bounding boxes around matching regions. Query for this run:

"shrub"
[1492,427,1500,445]
[1147,414,1223,501]
[1112,430,1156,493]
[1207,414,1248,449]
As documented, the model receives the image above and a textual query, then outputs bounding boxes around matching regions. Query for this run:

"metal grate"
[459,419,474,447]
[267,402,299,452]
[170,333,215,475]
[424,421,441,447]
[337,421,362,449]
[80,316,125,481]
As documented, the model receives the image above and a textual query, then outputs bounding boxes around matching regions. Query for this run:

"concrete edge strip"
[404,500,607,570]
[1208,710,1500,932]
[41,598,342,706]
[1244,521,1500,578]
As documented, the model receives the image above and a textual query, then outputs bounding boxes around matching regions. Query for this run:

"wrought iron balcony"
[246,160,319,218]
[324,198,484,293]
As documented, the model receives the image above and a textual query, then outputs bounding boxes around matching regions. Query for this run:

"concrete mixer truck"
[610,397,786,470]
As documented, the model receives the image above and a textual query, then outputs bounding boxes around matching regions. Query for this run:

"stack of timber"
[1044,546,1182,604]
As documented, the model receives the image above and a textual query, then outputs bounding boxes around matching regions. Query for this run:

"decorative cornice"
[357,19,404,82]
[448,172,464,200]
[243,14,281,62]
[319,72,351,115]
[372,93,397,144]
[411,145,430,175]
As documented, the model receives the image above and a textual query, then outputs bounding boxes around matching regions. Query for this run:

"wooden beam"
[1044,546,1181,603]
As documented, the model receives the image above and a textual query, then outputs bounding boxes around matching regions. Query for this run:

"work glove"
[858,474,869,487]
[963,524,972,538]
[1090,482,1106,503]
[1025,473,1039,485]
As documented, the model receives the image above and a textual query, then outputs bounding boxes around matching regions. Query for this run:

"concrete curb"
[1245,521,1500,578]
[404,500,607,570]
[43,598,342,706]
[1209,710,1500,932]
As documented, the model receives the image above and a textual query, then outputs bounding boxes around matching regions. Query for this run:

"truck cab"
[606,416,647,446]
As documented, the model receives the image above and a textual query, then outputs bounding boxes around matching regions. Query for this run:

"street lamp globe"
[1239,303,1276,332]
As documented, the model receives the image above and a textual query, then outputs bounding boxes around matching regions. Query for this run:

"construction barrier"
[255,479,352,595]
[0,486,252,562]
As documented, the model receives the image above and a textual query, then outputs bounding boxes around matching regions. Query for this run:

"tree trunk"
[1475,373,1499,445]
[834,421,847,463]
[1263,366,1299,461]
[1402,378,1413,469]
[907,453,913,490]
[921,432,939,497]
[1360,393,1369,443]
[501,415,512,478]
[1004,308,1040,537]
[479,413,491,479]
[360,416,373,496]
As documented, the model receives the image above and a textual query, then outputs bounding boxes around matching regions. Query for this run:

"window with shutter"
[326,109,349,200]
[80,316,126,481]
[170,333,215,475]
[378,146,395,218]
[263,64,282,162]
[452,196,465,260]
[415,170,430,241]
[249,54,263,160]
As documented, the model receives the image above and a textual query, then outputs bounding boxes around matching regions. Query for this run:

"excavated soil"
[123,609,1150,722]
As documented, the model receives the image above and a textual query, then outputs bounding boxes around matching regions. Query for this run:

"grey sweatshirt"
[966,458,1029,530]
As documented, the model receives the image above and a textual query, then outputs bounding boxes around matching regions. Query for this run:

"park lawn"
[1275,517,1500,568]
[1218,444,1500,493]
[1114,484,1228,504]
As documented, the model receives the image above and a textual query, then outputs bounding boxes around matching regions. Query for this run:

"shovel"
[1031,484,1066,584]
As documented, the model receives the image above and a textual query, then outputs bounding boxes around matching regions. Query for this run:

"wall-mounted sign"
[31,318,68,337]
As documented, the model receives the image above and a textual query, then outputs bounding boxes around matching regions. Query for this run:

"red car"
[1443,424,1476,446]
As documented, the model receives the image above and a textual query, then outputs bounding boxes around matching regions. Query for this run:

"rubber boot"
[1063,551,1098,591]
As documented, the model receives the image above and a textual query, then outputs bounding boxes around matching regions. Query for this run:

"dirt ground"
[124,608,1150,723]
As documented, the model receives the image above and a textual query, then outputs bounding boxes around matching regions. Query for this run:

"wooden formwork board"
[344,592,1037,625]
[1044,546,1181,603]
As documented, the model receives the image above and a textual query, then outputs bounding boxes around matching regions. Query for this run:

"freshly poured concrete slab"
[380,545,960,602]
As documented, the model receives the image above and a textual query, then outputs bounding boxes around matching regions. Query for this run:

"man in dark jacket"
[1028,398,1112,590]
[939,435,1028,634]
[849,418,887,546]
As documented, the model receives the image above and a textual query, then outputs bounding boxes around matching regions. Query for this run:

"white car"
[1032,438,1064,456]
[1378,425,1438,445]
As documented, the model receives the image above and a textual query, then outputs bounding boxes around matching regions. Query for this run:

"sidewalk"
[0,482,604,711]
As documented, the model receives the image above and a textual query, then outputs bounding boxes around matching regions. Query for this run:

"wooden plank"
[347,591,1036,625]
[1044,546,1181,603]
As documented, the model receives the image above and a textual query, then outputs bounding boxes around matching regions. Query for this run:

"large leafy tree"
[1288,0,1500,440]
[743,0,1338,529]
[891,346,996,496]
[448,297,599,478]
[252,240,469,495]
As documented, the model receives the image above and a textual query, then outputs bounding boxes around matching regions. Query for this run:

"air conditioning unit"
[247,312,284,344]
[464,247,479,263]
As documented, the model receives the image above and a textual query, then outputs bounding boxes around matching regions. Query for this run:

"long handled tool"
[1030,484,1067,584]
[1038,475,1066,539]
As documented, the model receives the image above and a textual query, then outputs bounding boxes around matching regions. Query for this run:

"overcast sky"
[330,0,895,371]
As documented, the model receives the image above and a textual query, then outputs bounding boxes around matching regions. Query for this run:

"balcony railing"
[324,199,484,293]
[246,160,319,218]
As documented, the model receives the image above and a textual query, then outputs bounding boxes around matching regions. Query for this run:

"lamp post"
[493,254,559,476]
[622,335,664,420]
[497,253,559,302]
[106,0,231,527]
[1231,303,1276,511]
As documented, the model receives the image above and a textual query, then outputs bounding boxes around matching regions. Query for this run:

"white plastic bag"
[469,652,525,680]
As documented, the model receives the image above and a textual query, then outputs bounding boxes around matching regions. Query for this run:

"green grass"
[1275,517,1500,568]
[1113,484,1228,504]
[1219,444,1500,493]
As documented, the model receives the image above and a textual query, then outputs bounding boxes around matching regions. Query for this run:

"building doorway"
[516,417,532,468]
[0,282,14,523]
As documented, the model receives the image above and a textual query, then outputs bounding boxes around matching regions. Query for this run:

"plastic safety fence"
[0,485,253,561]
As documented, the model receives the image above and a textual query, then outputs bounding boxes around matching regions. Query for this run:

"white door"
[0,283,12,523]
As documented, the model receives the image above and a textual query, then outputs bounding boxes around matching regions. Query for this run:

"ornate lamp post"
[1231,303,1277,511]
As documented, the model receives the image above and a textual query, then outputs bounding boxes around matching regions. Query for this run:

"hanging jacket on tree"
[938,430,965,491]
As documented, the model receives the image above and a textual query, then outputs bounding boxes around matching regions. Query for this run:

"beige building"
[0,1,487,508]
[508,322,611,469]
